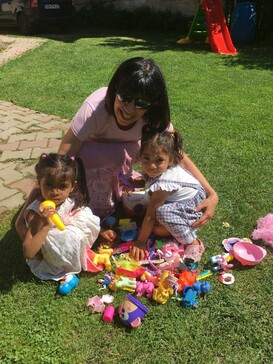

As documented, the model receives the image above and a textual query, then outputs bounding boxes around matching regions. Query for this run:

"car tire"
[17,13,33,35]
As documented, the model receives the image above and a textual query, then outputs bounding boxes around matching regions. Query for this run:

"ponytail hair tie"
[41,153,48,158]
[70,156,75,161]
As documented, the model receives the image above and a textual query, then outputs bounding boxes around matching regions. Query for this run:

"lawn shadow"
[1,24,273,72]
[0,208,34,293]
[222,41,273,72]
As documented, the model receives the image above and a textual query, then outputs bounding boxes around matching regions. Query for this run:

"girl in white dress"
[130,126,209,263]
[23,153,113,280]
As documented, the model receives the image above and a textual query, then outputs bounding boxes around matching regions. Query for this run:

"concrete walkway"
[0,35,69,213]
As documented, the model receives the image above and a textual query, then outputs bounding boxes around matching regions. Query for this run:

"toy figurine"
[136,281,155,299]
[181,286,199,309]
[210,252,233,273]
[177,270,200,292]
[58,274,79,295]
[87,247,113,272]
[118,294,148,328]
[152,270,176,304]
[173,281,211,309]
[111,276,137,292]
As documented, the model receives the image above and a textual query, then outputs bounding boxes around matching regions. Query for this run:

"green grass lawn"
[0,29,272,364]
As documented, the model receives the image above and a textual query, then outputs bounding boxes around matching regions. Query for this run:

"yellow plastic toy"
[89,247,114,272]
[39,200,66,231]
[152,270,176,304]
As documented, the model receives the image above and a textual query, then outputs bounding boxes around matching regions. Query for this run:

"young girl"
[130,126,207,263]
[23,153,115,281]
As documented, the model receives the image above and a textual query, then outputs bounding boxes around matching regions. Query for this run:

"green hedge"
[76,3,191,33]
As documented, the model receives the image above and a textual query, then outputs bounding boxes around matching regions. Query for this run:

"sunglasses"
[116,93,152,110]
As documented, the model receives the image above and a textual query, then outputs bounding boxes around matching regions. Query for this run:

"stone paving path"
[0,34,69,213]
[0,34,45,65]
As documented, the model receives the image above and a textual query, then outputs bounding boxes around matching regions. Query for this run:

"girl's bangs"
[42,168,74,185]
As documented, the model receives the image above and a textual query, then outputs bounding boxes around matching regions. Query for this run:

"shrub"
[75,3,190,33]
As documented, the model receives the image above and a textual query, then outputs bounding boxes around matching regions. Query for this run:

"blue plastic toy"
[181,286,199,309]
[58,274,79,295]
[173,281,211,309]
[120,229,138,242]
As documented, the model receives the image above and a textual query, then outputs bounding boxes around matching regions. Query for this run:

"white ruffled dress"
[24,198,100,280]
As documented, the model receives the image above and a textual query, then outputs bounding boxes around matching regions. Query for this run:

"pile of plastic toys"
[59,216,267,328]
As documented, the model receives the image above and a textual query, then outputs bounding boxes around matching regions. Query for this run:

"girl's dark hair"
[105,57,170,132]
[35,153,90,208]
[140,125,184,166]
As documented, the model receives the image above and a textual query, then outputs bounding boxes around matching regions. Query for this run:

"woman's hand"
[130,241,149,261]
[192,190,219,228]
[180,154,219,228]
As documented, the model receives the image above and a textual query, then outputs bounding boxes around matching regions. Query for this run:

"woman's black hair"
[35,153,90,208]
[140,125,184,166]
[105,57,170,132]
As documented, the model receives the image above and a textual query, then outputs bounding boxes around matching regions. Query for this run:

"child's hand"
[130,241,149,261]
[100,229,116,242]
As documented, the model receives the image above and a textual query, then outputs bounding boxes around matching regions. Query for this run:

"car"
[0,0,75,35]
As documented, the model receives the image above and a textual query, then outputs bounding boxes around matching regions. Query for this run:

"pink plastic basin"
[233,241,267,266]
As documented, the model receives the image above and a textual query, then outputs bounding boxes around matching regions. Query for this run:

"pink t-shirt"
[71,87,146,143]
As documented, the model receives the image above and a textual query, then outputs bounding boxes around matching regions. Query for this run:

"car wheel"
[17,13,33,35]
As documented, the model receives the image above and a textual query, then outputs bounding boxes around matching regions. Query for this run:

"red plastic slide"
[201,0,236,55]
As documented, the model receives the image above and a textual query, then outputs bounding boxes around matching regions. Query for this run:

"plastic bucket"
[231,2,257,45]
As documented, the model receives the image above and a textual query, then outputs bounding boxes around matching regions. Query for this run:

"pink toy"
[102,306,115,323]
[210,253,233,273]
[136,281,155,299]
[86,296,105,313]
[232,241,267,266]
[252,213,273,248]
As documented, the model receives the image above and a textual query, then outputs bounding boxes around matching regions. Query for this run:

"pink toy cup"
[102,306,115,323]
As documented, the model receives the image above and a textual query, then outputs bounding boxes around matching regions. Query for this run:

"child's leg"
[152,219,172,238]
[155,194,206,262]
[155,202,202,245]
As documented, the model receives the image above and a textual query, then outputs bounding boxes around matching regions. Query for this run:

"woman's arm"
[58,128,83,156]
[181,154,218,228]
[15,185,41,241]
[23,211,51,259]
[130,190,170,261]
